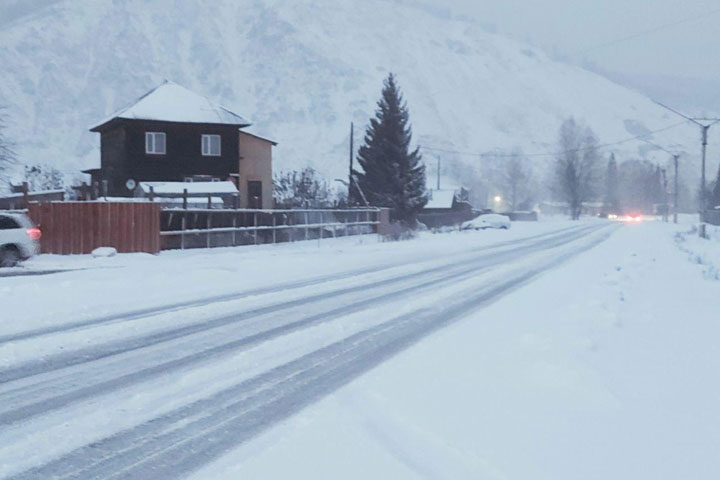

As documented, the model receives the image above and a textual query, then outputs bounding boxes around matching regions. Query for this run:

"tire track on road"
[5,225,617,480]
[0,224,598,386]
[0,225,607,427]
[0,225,587,346]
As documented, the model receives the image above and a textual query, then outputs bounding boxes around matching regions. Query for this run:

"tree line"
[3,80,720,219]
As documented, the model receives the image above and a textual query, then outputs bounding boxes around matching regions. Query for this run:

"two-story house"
[87,81,275,208]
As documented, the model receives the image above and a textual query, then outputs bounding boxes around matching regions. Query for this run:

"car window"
[0,216,21,230]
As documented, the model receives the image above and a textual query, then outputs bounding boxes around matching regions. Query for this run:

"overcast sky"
[449,0,720,79]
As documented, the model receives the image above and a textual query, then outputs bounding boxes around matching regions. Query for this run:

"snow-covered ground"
[186,217,720,480]
[1,217,719,479]
[675,220,720,281]
[0,218,582,337]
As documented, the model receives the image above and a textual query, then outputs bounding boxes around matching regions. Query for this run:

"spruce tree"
[353,73,427,224]
[604,153,620,214]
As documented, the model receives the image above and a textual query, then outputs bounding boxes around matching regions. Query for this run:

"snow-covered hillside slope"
[0,0,699,185]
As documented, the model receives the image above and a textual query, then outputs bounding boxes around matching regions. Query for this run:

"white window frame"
[201,134,221,157]
[145,132,166,155]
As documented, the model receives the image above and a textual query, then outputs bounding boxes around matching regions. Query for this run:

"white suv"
[0,213,41,267]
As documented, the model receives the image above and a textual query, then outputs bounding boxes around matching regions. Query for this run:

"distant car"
[0,213,41,267]
[462,214,511,230]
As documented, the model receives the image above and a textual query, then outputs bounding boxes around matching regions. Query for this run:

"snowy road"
[0,223,615,479]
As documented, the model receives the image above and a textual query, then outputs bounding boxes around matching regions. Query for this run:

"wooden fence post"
[304,211,309,241]
[253,212,258,245]
[232,213,237,246]
[272,214,276,244]
[181,213,186,250]
[22,182,29,208]
[183,189,188,210]
[206,213,211,248]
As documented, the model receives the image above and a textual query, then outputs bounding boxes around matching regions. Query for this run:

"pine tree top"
[353,73,427,221]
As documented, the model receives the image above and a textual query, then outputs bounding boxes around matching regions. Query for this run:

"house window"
[202,134,221,156]
[145,132,166,154]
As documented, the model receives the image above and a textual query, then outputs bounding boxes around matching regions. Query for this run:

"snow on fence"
[160,207,384,250]
[18,201,388,254]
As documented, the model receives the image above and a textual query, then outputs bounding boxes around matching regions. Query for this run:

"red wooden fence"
[28,202,161,254]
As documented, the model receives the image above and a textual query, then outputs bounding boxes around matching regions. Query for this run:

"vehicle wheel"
[0,246,21,268]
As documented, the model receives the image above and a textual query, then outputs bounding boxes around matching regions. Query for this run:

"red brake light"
[26,228,41,240]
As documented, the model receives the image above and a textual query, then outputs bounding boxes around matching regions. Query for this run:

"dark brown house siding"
[94,119,240,196]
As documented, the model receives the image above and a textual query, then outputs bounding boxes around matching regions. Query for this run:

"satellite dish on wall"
[126,178,137,191]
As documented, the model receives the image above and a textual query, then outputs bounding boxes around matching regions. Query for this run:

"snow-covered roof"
[91,81,251,131]
[99,196,224,204]
[0,189,65,199]
[425,190,456,209]
[138,181,238,196]
[239,128,278,146]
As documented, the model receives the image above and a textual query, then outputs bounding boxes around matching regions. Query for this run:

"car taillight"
[26,228,41,240]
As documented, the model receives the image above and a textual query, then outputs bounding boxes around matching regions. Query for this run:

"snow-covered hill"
[0,0,700,187]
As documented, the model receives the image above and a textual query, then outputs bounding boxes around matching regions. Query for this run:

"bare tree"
[479,148,536,211]
[273,167,334,208]
[500,149,534,211]
[22,164,65,192]
[553,118,600,219]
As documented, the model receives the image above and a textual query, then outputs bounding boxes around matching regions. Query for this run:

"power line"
[653,101,720,223]
[418,120,688,159]
[572,7,720,57]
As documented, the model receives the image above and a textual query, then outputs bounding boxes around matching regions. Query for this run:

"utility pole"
[673,154,679,224]
[348,122,354,204]
[436,156,441,190]
[661,168,668,222]
[653,101,720,236]
[701,124,709,211]
[640,138,682,224]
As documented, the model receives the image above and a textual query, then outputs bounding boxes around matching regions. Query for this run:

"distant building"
[539,201,569,216]
[87,81,275,208]
[418,189,474,228]
[423,190,464,213]
[539,201,603,216]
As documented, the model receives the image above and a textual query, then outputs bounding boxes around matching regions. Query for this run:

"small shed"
[418,189,474,228]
